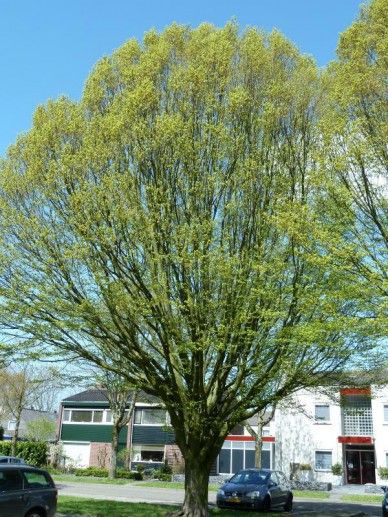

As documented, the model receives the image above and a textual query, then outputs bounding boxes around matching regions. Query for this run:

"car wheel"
[262,495,271,511]
[383,509,388,517]
[284,494,293,512]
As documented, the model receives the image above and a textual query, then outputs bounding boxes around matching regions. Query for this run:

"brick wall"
[165,444,184,472]
[89,442,112,468]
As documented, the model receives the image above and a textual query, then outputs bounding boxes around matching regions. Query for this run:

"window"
[315,405,330,422]
[0,470,23,491]
[134,408,166,425]
[7,420,16,431]
[62,409,107,424]
[219,440,271,474]
[315,451,332,470]
[105,410,112,423]
[92,411,103,423]
[71,410,93,423]
[132,446,164,463]
[384,405,388,422]
[23,471,52,489]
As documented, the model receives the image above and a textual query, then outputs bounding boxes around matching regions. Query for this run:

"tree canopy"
[0,14,385,517]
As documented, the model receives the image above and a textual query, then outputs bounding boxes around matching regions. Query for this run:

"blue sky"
[0,0,362,156]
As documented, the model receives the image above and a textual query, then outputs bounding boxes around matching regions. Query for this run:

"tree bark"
[255,428,263,469]
[11,413,21,457]
[181,453,211,517]
[109,423,119,479]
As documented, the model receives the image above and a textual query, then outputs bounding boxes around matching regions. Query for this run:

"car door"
[268,471,283,507]
[0,468,26,517]
[22,469,57,515]
[276,471,290,503]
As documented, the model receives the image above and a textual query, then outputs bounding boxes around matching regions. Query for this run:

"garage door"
[62,442,91,467]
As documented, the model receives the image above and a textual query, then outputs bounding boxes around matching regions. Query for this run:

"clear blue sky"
[0,0,362,157]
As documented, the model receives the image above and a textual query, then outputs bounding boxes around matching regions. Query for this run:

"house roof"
[62,389,159,404]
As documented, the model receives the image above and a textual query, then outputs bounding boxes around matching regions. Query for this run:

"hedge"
[0,441,48,467]
[75,466,142,480]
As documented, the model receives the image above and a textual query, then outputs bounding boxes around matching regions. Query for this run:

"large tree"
[320,0,387,309]
[0,23,379,516]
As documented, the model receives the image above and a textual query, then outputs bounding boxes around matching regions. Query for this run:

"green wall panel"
[61,424,127,444]
[132,425,175,445]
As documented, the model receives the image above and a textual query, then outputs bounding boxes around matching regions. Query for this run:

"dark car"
[382,486,388,516]
[0,465,57,517]
[0,456,26,465]
[217,468,293,512]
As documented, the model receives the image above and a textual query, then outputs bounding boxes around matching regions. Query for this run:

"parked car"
[0,456,26,465]
[382,486,388,517]
[0,464,57,517]
[217,468,293,512]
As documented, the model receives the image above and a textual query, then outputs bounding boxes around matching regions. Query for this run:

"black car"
[382,486,388,517]
[217,468,293,512]
[0,465,57,517]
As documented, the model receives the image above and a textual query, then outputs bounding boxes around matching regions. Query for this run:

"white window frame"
[218,440,271,475]
[7,420,16,431]
[314,450,332,471]
[62,408,111,425]
[383,405,388,423]
[134,408,167,426]
[314,404,331,423]
[132,445,165,463]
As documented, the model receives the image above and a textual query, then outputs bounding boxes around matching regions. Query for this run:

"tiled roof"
[62,389,159,404]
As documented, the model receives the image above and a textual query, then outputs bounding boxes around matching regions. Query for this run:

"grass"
[132,480,219,491]
[293,490,330,499]
[53,474,130,485]
[340,494,382,504]
[57,497,273,517]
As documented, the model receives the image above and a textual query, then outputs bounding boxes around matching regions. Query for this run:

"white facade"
[265,385,388,485]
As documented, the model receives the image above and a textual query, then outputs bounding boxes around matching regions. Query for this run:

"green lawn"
[132,480,219,491]
[53,474,130,485]
[57,497,273,517]
[340,494,382,504]
[293,490,330,499]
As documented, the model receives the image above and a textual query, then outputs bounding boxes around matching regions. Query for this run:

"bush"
[75,467,108,478]
[0,441,48,467]
[74,466,143,480]
[159,460,172,475]
[299,463,312,471]
[331,463,343,476]
[136,463,145,473]
[116,469,143,480]
[378,467,388,480]
[154,471,172,481]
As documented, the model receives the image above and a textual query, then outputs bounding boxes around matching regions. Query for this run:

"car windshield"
[229,470,268,485]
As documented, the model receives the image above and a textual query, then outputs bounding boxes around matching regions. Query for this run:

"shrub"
[378,467,388,480]
[299,463,312,471]
[116,469,143,480]
[331,463,343,476]
[154,470,172,481]
[136,463,145,473]
[0,441,48,467]
[159,460,172,475]
[75,467,108,478]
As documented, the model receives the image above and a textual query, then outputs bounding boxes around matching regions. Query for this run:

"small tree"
[25,418,56,442]
[245,406,276,469]
[96,371,138,478]
[0,364,54,455]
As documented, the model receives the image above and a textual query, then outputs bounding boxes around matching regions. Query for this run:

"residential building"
[58,384,388,485]
[0,408,57,441]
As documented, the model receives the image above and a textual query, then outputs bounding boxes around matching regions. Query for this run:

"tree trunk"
[255,435,263,469]
[166,450,211,517]
[109,424,119,479]
[181,453,211,517]
[11,413,21,457]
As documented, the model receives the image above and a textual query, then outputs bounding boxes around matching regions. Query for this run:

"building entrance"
[345,446,376,484]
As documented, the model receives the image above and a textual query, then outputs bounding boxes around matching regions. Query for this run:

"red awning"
[338,436,373,444]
